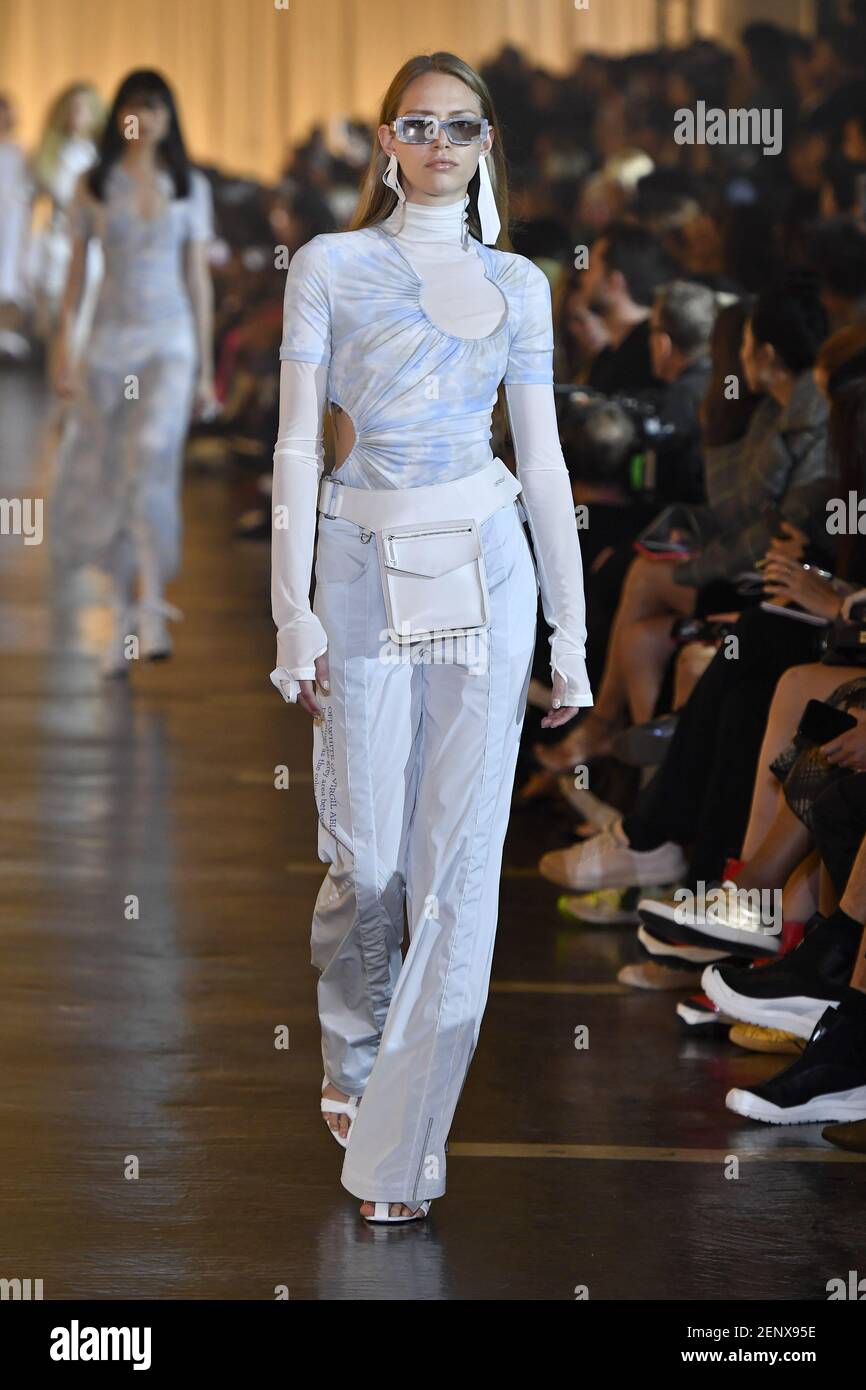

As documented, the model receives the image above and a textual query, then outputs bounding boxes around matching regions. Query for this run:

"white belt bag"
[317,458,524,643]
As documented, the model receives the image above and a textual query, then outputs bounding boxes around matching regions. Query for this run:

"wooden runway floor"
[1,367,863,1301]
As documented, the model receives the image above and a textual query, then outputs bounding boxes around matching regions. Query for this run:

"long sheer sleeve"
[269,235,333,703]
[269,357,330,702]
[504,380,593,707]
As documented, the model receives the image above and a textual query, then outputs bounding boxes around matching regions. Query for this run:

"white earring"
[476,151,500,246]
[382,152,405,204]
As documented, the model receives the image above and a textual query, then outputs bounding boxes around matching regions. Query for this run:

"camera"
[555,384,679,497]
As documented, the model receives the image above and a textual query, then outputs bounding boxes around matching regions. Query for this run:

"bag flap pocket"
[384,526,481,578]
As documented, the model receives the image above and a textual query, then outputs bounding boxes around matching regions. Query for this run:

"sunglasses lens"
[398,117,434,144]
[446,119,483,144]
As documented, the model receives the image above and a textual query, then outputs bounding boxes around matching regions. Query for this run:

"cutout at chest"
[399,243,508,342]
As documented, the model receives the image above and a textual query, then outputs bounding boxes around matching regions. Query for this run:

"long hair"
[87,69,192,202]
[31,83,103,190]
[349,51,512,252]
[699,298,761,448]
[827,366,866,581]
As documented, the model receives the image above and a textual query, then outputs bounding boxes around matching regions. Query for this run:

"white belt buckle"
[320,475,341,519]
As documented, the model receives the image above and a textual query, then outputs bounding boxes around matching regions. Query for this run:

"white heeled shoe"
[362,1200,432,1225]
[320,1075,360,1148]
[100,603,139,679]
[138,599,183,661]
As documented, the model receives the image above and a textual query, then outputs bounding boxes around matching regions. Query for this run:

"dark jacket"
[674,371,831,588]
[653,354,713,505]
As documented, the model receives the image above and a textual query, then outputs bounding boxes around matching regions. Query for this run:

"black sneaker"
[725,991,866,1124]
[701,913,859,1039]
[637,922,735,968]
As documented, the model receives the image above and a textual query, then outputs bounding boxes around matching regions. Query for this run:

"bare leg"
[622,614,680,726]
[737,796,813,892]
[819,860,839,918]
[741,664,864,860]
[593,557,694,726]
[838,844,866,992]
[783,851,820,921]
[534,556,693,769]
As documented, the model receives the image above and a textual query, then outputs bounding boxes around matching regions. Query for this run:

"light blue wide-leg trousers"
[309,497,538,1203]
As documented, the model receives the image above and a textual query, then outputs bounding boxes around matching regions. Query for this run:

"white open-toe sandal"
[320,1075,360,1149]
[362,1200,432,1225]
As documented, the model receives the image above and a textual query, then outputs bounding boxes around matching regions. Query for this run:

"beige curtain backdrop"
[0,0,815,184]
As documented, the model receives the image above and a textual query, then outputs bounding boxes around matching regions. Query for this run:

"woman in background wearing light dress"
[0,92,33,359]
[50,69,216,676]
[28,82,103,351]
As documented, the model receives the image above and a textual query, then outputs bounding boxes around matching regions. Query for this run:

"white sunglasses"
[390,115,489,146]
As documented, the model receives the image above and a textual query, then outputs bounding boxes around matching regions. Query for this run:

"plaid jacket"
[674,372,831,588]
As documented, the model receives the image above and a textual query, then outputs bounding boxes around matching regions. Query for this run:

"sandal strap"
[367,1199,431,1222]
[321,1097,358,1117]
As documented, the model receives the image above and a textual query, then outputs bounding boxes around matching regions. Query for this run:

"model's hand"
[762,556,842,619]
[298,651,330,719]
[540,670,582,729]
[821,710,866,770]
[192,373,220,421]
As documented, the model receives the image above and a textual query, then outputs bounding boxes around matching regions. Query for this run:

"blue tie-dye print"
[278,225,554,490]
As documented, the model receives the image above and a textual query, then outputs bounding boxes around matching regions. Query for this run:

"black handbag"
[819,616,866,667]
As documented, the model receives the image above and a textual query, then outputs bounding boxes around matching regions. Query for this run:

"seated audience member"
[645,279,716,503]
[553,267,610,384]
[536,359,866,895]
[582,221,674,394]
[818,153,866,220]
[806,218,866,330]
[536,274,830,773]
[515,401,642,800]
[841,87,866,173]
[704,782,866,1131]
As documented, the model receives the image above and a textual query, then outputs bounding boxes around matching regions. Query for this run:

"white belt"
[317,457,523,532]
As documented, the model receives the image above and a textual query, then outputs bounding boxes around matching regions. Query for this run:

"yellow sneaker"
[728,1023,804,1055]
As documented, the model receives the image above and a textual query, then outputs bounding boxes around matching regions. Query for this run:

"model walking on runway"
[49,69,215,676]
[271,51,593,1224]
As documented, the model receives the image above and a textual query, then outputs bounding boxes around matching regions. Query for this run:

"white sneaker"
[538,818,687,891]
[637,884,722,931]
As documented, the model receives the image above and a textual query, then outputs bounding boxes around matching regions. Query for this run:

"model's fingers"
[315,651,330,694]
[298,680,323,717]
[540,705,581,729]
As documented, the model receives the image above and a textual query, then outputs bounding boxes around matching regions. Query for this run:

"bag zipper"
[388,525,474,541]
[384,525,475,568]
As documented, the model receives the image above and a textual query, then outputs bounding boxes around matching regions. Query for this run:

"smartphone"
[797,699,857,745]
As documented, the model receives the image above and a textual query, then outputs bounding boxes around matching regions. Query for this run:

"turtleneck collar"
[381,193,471,247]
